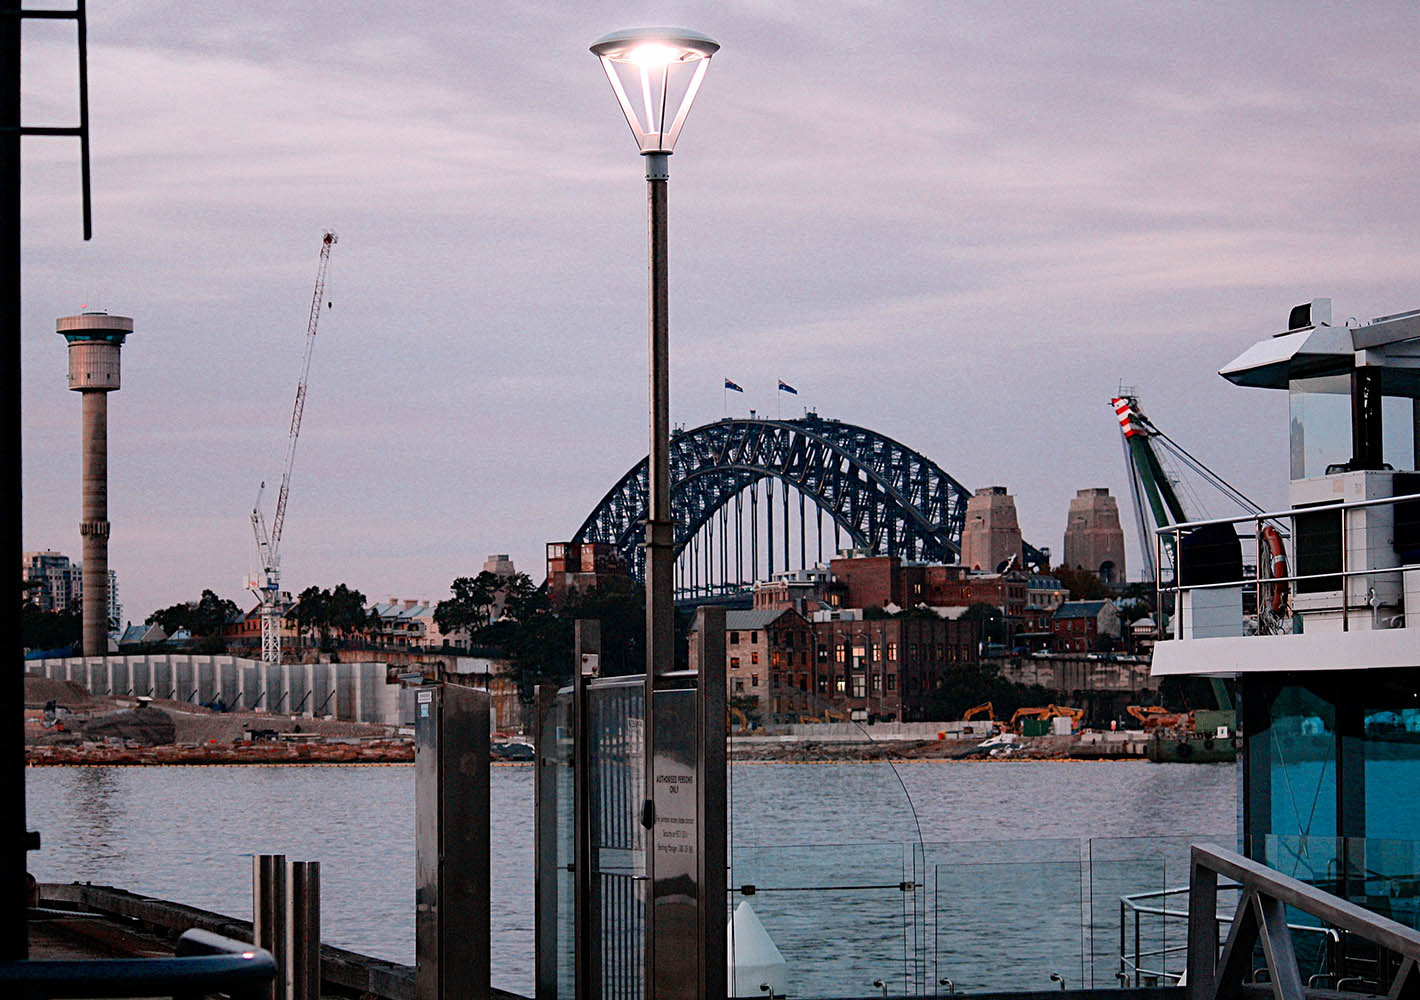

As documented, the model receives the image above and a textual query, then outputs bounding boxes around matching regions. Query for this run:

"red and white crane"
[247,231,338,664]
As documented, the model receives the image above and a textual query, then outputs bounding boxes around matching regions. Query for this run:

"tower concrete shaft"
[58,311,131,656]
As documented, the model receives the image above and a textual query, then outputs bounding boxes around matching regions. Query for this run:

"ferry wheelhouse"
[1152,299,1420,913]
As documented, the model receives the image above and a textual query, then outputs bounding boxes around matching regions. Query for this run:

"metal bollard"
[286,861,320,1000]
[252,854,287,1000]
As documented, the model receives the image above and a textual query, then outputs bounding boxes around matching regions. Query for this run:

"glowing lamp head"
[591,27,719,154]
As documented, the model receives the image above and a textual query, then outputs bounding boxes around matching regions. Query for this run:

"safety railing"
[1186,843,1420,1000]
[0,926,276,999]
[1153,490,1420,638]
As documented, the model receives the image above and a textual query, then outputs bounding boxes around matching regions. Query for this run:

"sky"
[19,1,1420,624]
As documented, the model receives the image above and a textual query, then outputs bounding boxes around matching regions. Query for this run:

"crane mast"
[248,232,338,664]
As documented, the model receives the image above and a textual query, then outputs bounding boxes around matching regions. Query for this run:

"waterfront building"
[751,564,831,612]
[1050,599,1122,653]
[1063,487,1127,584]
[807,612,980,722]
[723,608,810,718]
[960,485,1025,571]
[21,548,120,625]
[367,598,442,647]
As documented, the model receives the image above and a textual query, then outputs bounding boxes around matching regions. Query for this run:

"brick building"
[805,614,981,722]
[545,542,628,604]
[724,608,811,717]
[827,554,1028,625]
[1051,599,1122,652]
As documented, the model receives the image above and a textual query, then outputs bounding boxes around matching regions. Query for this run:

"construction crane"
[1111,391,1266,583]
[1112,389,1278,707]
[247,232,338,664]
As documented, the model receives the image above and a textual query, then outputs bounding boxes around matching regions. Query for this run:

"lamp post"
[591,26,718,999]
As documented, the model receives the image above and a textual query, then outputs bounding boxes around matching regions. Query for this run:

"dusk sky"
[20,2,1420,623]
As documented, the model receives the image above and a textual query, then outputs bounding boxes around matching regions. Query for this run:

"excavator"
[1125,704,1191,731]
[1008,704,1083,731]
[963,702,995,723]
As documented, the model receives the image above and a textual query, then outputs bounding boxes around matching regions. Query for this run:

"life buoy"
[1261,525,1288,614]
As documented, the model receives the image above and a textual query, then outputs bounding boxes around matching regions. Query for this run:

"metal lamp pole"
[591,27,718,1000]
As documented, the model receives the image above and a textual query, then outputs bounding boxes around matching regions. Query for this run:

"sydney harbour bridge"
[568,413,1048,603]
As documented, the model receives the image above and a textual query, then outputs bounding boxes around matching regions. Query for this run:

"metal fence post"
[415,682,490,1000]
[252,854,286,1000]
[286,860,319,1000]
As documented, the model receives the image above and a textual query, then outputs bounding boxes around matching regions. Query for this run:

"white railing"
[1154,491,1420,639]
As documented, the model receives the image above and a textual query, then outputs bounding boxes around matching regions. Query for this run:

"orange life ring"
[1261,525,1288,613]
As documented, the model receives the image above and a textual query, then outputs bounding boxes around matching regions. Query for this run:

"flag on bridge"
[778,380,798,395]
[724,378,744,392]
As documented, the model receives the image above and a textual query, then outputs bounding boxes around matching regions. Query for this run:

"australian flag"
[777,380,798,395]
[724,378,744,392]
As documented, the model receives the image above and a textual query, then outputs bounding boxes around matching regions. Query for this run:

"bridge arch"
[570,414,1047,594]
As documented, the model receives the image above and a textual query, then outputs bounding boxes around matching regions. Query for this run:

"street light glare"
[627,43,685,67]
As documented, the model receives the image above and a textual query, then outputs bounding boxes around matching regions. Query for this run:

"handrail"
[1186,844,1420,1000]
[0,927,276,1000]
[1154,491,1420,536]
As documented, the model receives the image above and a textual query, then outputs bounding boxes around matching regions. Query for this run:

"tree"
[287,584,370,652]
[434,572,502,638]
[1050,564,1111,601]
[21,586,81,652]
[960,602,1007,645]
[146,589,239,637]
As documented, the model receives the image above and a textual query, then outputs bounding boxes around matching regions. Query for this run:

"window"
[887,642,898,661]
[818,676,828,693]
[887,674,897,691]
[771,652,783,667]
[730,656,740,670]
[835,675,846,692]
[729,631,739,644]
[835,643,846,663]
[871,673,882,691]
[751,674,759,688]
[735,679,744,692]
[909,643,919,658]
[871,642,881,660]
[852,675,866,698]
[751,651,760,665]
[751,631,759,643]
[817,645,828,663]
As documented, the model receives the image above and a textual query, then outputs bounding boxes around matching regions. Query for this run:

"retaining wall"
[26,655,400,725]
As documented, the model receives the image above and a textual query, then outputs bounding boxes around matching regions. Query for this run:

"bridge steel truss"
[570,415,1048,590]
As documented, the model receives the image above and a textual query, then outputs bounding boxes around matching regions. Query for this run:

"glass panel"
[932,856,1082,993]
[1290,374,1352,479]
[1382,395,1417,473]
[1087,834,1231,989]
[535,690,576,1000]
[1260,685,1338,847]
[731,842,916,998]
[587,678,646,1000]
[1363,681,1420,841]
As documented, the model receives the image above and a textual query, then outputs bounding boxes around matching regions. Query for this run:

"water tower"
[57,310,132,656]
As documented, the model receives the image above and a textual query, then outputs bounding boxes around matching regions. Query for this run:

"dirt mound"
[80,706,177,746]
[24,677,102,710]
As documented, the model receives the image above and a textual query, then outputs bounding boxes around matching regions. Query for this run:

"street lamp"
[591,26,718,686]
[591,26,718,999]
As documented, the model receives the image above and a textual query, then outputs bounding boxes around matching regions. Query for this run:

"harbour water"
[25,760,1234,996]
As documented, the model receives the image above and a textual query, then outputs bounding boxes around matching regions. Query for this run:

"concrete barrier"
[26,654,400,725]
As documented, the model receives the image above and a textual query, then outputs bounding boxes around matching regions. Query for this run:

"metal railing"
[1117,884,1342,987]
[0,926,276,999]
[1186,843,1420,1000]
[1154,490,1420,638]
